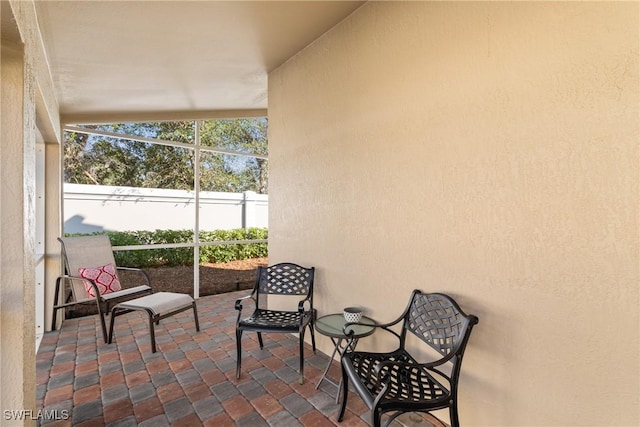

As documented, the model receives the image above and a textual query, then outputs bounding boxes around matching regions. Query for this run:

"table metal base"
[315,336,359,403]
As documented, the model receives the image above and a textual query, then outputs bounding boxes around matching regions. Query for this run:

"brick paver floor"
[36,290,446,427]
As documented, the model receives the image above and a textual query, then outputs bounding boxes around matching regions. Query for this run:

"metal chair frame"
[52,235,153,342]
[235,262,316,384]
[338,289,479,427]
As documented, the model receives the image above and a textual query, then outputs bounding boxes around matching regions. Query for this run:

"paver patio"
[36,290,446,427]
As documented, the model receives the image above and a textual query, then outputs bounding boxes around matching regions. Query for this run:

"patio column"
[1,39,37,424]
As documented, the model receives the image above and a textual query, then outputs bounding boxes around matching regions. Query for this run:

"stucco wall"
[1,1,61,424]
[1,42,37,425]
[268,2,639,425]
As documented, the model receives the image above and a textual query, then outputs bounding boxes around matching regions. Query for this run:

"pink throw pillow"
[78,263,122,297]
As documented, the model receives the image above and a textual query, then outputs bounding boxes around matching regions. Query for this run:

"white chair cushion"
[115,292,194,316]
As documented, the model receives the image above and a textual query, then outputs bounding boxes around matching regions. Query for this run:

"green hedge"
[66,228,268,268]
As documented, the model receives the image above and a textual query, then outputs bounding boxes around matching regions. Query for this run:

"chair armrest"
[342,317,403,342]
[116,266,151,286]
[297,295,313,314]
[342,319,401,352]
[235,293,257,311]
[342,320,377,336]
[57,274,101,302]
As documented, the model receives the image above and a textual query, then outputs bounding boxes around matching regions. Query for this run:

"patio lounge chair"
[235,263,316,384]
[52,235,153,343]
[338,290,479,427]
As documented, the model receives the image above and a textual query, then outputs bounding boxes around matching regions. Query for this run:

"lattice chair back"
[60,235,120,302]
[403,291,476,362]
[257,263,314,297]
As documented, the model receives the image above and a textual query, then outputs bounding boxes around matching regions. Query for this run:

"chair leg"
[337,362,349,422]
[107,307,117,344]
[51,307,60,332]
[449,401,460,427]
[96,300,109,343]
[257,332,264,349]
[309,322,317,353]
[236,329,243,379]
[147,311,157,353]
[51,277,62,331]
[299,328,306,384]
[372,407,383,427]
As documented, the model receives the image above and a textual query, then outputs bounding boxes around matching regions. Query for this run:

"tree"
[200,118,269,193]
[63,119,268,193]
[64,130,95,184]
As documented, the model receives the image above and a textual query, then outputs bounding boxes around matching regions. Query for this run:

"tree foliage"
[64,119,268,193]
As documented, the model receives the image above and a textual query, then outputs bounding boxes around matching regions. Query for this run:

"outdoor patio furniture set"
[52,235,479,427]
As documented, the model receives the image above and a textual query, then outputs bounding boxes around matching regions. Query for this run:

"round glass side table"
[314,313,376,403]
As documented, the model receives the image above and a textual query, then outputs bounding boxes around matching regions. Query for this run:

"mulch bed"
[66,257,267,318]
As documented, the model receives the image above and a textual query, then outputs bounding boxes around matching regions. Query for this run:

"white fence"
[64,184,268,234]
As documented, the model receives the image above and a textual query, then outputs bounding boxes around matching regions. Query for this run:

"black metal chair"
[338,290,478,427]
[235,263,316,384]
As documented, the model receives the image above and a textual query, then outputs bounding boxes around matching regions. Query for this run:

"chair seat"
[345,349,451,409]
[239,309,309,331]
[114,291,194,316]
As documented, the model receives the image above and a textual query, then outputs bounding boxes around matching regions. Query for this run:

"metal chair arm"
[58,274,103,302]
[342,319,401,344]
[235,293,257,311]
[116,266,151,286]
[297,295,312,314]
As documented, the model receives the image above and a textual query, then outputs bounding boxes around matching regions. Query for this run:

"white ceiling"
[34,1,364,122]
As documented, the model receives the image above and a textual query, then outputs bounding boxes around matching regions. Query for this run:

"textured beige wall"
[1,41,37,425]
[268,2,639,425]
[1,2,61,425]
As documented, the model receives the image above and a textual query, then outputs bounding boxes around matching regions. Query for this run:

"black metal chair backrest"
[257,263,314,297]
[402,291,474,360]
